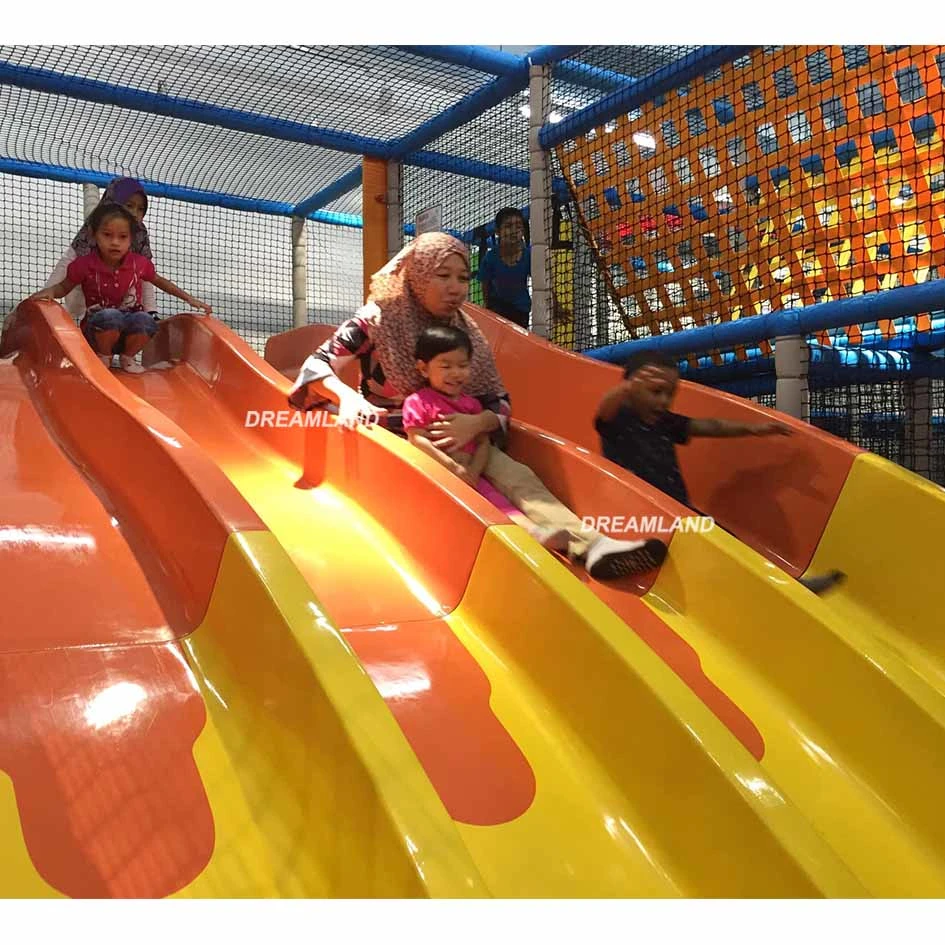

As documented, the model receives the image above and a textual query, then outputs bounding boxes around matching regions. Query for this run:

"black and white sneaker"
[585,536,668,580]
[798,570,846,595]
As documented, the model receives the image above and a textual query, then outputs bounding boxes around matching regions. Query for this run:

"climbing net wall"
[554,45,945,356]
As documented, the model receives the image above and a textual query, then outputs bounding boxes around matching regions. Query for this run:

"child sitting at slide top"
[403,324,571,551]
[28,203,211,373]
[594,352,845,595]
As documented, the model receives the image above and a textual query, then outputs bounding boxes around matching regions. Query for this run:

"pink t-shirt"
[66,250,156,314]
[401,386,519,517]
[402,387,484,456]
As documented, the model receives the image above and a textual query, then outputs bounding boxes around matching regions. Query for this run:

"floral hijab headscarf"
[366,232,505,398]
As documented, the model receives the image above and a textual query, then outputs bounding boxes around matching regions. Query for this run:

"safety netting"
[1,43,943,482]
[552,45,945,359]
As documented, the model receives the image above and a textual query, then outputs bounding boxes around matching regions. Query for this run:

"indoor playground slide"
[0,301,866,898]
[265,308,945,897]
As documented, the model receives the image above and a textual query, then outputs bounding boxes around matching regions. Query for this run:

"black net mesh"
[1,174,84,314]
[0,84,363,206]
[553,45,945,363]
[810,374,945,483]
[402,94,529,310]
[2,43,943,485]
[0,44,494,149]
[0,172,362,354]
[306,221,364,327]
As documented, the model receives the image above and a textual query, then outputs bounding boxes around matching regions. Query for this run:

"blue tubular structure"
[527,46,589,65]
[293,167,363,217]
[540,45,757,149]
[0,158,363,228]
[405,151,529,187]
[552,60,636,94]
[393,45,524,76]
[586,280,945,363]
[387,71,529,159]
[0,62,391,157]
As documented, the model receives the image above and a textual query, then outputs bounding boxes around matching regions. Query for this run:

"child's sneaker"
[118,355,146,374]
[98,353,113,368]
[585,535,667,580]
[798,570,846,595]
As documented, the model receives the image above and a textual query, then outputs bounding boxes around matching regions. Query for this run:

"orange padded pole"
[362,156,389,301]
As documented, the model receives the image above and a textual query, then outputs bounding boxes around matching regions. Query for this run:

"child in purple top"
[403,324,569,551]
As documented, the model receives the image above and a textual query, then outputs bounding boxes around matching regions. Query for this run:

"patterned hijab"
[367,233,506,399]
[71,177,152,258]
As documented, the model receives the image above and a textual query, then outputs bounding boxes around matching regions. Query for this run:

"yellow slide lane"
[174,532,488,898]
[643,522,945,896]
[808,453,945,696]
[124,348,864,896]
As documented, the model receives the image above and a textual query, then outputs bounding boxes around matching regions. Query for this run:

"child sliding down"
[29,203,210,373]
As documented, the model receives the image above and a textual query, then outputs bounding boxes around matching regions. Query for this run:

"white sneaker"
[119,355,146,374]
[98,354,113,368]
[585,535,667,580]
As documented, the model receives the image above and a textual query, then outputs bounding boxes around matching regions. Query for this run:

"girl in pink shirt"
[29,203,210,373]
[403,324,570,551]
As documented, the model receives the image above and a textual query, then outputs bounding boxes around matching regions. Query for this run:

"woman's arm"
[149,274,212,315]
[288,316,388,427]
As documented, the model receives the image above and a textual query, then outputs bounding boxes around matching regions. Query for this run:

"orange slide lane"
[263,317,945,896]
[465,305,861,578]
[140,317,537,827]
[0,301,267,895]
[1,302,489,898]
[263,322,765,759]
[503,420,766,761]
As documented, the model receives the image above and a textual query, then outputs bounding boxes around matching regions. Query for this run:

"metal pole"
[528,63,552,338]
[905,377,932,480]
[82,182,99,216]
[386,161,403,259]
[775,335,809,421]
[291,217,307,329]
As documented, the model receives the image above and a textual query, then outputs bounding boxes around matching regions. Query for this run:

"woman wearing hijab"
[44,177,156,318]
[288,232,667,580]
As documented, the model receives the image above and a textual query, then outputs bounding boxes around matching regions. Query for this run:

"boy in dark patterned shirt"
[595,352,844,595]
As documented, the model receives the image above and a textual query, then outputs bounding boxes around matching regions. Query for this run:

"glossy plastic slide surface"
[265,314,945,895]
[0,302,486,898]
[128,314,872,897]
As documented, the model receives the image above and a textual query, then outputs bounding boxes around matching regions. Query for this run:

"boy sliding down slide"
[595,352,845,595]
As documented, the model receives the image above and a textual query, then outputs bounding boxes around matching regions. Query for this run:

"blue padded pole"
[0,158,363,228]
[552,59,636,94]
[0,62,391,157]
[540,45,757,149]
[405,151,529,187]
[585,280,945,363]
[293,167,363,217]
[394,45,523,76]
[387,70,529,159]
[527,46,588,65]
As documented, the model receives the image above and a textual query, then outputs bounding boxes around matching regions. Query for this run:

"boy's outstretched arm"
[690,417,791,437]
[150,274,213,315]
[28,279,75,302]
[595,380,633,424]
